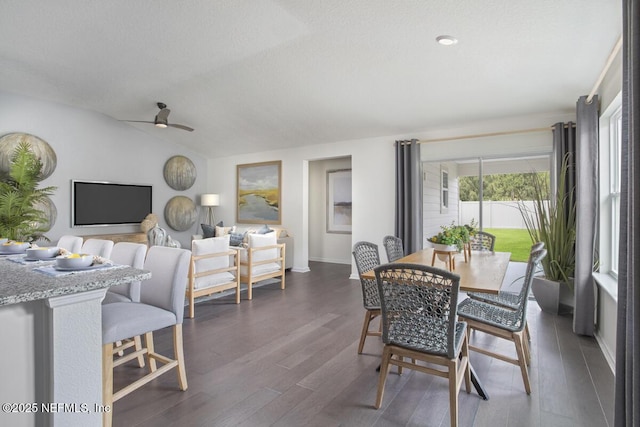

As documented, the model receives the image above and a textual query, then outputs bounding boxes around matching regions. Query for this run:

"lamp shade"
[201,194,220,207]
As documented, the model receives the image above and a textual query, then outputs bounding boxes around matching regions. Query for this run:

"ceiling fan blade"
[168,123,194,132]
[122,120,155,124]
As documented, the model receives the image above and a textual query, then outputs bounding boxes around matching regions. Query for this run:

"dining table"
[361,247,511,294]
[362,247,512,401]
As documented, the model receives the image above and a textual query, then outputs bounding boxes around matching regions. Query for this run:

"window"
[609,106,622,276]
[441,166,449,213]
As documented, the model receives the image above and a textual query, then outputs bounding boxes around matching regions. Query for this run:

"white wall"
[309,157,352,264]
[0,91,208,248]
[207,136,395,276]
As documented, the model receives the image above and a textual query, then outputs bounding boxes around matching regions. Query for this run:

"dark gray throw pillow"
[201,223,215,238]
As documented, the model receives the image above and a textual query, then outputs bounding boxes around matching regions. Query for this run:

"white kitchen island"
[0,257,150,427]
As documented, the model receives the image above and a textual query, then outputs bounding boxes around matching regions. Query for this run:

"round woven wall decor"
[33,196,57,232]
[0,133,57,180]
[164,196,197,231]
[163,155,196,190]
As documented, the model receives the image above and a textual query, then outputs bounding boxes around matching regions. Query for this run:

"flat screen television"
[72,180,152,227]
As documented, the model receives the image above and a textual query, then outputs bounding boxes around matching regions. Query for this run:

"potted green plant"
[0,140,56,242]
[518,154,575,314]
[428,222,471,252]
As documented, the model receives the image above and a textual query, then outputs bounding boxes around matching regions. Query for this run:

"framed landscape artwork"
[237,160,282,224]
[327,169,352,234]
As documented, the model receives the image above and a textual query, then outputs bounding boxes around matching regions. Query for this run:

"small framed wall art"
[326,169,352,234]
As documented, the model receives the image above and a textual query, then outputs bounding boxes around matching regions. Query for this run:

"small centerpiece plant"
[428,221,471,251]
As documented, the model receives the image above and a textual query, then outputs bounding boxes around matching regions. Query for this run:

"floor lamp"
[201,194,219,226]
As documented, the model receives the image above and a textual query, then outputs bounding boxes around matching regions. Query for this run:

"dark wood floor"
[113,261,614,427]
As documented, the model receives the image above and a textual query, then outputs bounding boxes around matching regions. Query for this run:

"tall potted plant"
[0,141,56,242]
[518,154,576,314]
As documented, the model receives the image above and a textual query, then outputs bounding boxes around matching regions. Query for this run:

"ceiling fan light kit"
[124,102,194,132]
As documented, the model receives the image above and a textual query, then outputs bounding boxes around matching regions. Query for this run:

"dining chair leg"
[358,311,373,354]
[522,333,531,365]
[448,358,459,427]
[173,324,188,391]
[134,335,145,368]
[374,345,393,409]
[513,332,531,394]
[525,322,531,341]
[462,334,471,393]
[102,343,114,427]
[188,292,195,319]
[145,332,157,372]
[115,340,124,357]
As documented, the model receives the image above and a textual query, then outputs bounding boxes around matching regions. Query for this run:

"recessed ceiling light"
[436,35,458,46]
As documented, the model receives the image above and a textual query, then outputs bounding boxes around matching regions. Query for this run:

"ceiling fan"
[124,102,194,132]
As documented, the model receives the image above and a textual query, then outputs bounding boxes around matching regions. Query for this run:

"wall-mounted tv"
[72,180,152,227]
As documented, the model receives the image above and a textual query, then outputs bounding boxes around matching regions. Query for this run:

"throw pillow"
[229,231,246,247]
[201,223,215,238]
[256,224,273,234]
[215,225,235,237]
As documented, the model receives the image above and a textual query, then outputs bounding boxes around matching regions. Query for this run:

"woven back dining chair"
[373,263,471,427]
[352,241,382,354]
[382,235,404,262]
[469,231,496,252]
[467,241,544,310]
[457,248,547,395]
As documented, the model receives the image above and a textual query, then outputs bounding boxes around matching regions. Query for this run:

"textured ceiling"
[0,0,622,158]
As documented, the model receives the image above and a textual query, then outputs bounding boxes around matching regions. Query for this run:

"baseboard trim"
[308,256,351,265]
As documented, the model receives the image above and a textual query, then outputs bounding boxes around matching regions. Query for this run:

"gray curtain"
[574,95,599,336]
[615,0,640,425]
[553,121,576,204]
[394,139,422,254]
[552,106,598,337]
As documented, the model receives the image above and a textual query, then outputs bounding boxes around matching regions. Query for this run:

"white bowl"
[1,241,30,253]
[26,246,60,259]
[56,254,94,269]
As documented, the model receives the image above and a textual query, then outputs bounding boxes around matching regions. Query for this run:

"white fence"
[459,201,538,229]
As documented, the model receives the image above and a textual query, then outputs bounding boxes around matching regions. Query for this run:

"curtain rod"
[417,123,575,144]
[418,126,551,144]
[586,35,623,104]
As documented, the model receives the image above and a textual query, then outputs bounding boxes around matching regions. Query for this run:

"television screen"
[72,180,152,227]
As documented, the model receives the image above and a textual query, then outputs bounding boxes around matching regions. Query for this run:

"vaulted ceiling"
[0,1,621,158]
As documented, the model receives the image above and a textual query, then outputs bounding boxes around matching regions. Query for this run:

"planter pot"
[428,242,460,252]
[531,277,574,315]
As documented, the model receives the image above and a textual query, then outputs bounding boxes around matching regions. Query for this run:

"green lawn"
[484,228,532,262]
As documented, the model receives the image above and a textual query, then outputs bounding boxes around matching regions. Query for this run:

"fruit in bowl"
[26,246,60,259]
[2,241,30,253]
[56,253,94,269]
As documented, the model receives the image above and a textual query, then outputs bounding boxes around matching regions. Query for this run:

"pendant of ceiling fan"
[123,102,194,132]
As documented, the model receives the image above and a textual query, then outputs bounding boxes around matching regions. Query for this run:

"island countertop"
[0,257,151,306]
